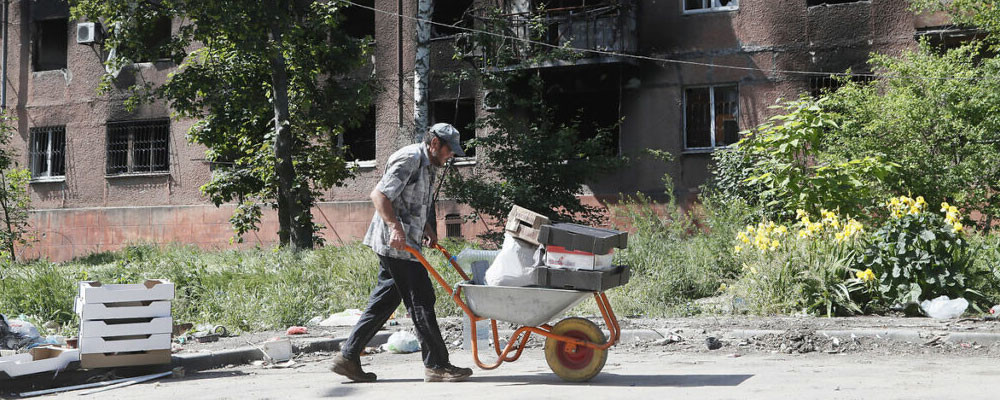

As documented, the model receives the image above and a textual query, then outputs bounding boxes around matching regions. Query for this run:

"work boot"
[424,364,473,382]
[330,354,377,382]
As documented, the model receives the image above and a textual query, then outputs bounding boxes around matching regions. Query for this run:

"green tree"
[0,111,32,262]
[69,0,376,248]
[824,42,1000,228]
[442,7,626,240]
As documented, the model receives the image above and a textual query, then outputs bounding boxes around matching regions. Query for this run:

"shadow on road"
[471,373,754,387]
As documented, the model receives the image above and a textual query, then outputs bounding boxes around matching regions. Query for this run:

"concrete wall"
[2,0,938,261]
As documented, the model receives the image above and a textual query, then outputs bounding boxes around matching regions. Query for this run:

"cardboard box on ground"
[76,280,175,369]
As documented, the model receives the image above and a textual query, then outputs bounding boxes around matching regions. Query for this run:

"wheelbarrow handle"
[403,245,470,295]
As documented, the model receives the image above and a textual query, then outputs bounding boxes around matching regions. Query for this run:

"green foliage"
[0,241,469,332]
[598,193,750,317]
[0,111,33,263]
[712,96,895,222]
[442,7,624,242]
[854,204,975,310]
[69,0,376,247]
[824,42,1000,229]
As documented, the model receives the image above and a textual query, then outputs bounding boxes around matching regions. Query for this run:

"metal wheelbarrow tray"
[405,245,623,382]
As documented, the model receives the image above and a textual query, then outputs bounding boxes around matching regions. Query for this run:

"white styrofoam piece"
[76,298,171,320]
[545,250,613,270]
[0,348,80,378]
[262,339,293,362]
[79,333,172,354]
[78,280,174,304]
[80,317,173,338]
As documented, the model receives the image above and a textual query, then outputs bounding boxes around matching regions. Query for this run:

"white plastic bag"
[920,295,968,319]
[484,233,539,287]
[385,331,420,353]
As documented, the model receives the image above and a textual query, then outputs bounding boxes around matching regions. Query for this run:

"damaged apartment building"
[1,0,972,260]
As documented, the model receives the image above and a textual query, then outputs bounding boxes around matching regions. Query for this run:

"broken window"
[134,16,172,62]
[683,0,738,13]
[29,126,66,180]
[684,85,739,150]
[808,74,874,98]
[106,119,170,175]
[342,106,377,162]
[431,99,476,158]
[34,18,67,71]
[342,0,375,39]
[806,0,864,6]
[432,0,473,38]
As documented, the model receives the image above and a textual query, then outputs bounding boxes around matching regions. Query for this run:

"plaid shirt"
[363,143,436,261]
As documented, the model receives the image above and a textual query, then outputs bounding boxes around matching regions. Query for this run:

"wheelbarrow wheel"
[544,317,607,382]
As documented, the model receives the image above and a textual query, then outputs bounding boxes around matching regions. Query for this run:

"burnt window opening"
[342,106,377,162]
[342,0,375,39]
[684,85,739,150]
[445,214,462,238]
[106,119,170,175]
[808,74,874,98]
[684,0,739,13]
[542,69,622,156]
[916,26,989,54]
[430,99,476,158]
[806,0,864,6]
[431,0,472,38]
[29,126,66,179]
[135,16,172,62]
[34,18,68,71]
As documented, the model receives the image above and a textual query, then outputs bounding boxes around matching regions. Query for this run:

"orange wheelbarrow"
[405,245,622,382]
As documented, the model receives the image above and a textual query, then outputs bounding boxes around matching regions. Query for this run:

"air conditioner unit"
[76,22,97,44]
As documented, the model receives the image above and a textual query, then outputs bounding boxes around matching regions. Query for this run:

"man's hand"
[389,224,408,250]
[423,224,438,248]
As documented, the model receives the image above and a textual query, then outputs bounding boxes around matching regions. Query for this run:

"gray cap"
[429,122,466,157]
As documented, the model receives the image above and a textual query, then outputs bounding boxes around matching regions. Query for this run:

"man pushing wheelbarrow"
[330,123,473,383]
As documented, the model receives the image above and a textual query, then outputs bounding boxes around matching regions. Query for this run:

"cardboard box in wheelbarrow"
[535,265,631,291]
[75,280,174,369]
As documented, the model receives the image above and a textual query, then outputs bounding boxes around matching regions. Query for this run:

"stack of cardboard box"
[536,223,631,291]
[75,280,174,369]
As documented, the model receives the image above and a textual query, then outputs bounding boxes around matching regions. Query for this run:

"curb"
[170,331,394,372]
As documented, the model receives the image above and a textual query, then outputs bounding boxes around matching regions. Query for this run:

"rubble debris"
[705,337,723,350]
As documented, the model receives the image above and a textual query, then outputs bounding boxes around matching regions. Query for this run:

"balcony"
[460,0,638,69]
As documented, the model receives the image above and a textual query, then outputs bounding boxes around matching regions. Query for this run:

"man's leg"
[382,256,451,368]
[333,259,401,382]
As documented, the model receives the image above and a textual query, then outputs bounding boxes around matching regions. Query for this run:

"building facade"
[4,0,956,260]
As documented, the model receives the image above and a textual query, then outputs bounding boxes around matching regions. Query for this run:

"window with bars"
[106,119,170,175]
[808,74,874,98]
[683,0,738,13]
[445,214,463,238]
[29,126,66,180]
[684,85,739,150]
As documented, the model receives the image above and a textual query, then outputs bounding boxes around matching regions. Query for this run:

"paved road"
[39,347,1000,399]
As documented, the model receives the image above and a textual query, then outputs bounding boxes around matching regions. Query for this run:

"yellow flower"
[952,222,963,233]
[775,225,788,236]
[796,209,809,221]
[734,245,743,254]
[940,202,950,213]
[719,283,728,292]
[855,269,876,282]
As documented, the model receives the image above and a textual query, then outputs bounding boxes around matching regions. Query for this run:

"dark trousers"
[341,254,450,368]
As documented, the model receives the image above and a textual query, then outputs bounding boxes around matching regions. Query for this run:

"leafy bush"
[728,209,865,316]
[853,196,978,310]
[824,42,1000,229]
[711,96,895,222]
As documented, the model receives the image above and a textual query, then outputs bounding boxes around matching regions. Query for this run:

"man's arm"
[370,188,408,250]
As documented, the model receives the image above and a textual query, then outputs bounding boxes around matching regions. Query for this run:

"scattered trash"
[0,346,80,378]
[705,337,722,350]
[987,305,1000,320]
[654,334,684,346]
[172,323,194,336]
[920,296,969,319]
[286,326,308,335]
[361,346,382,356]
[385,331,421,353]
[307,316,324,325]
[262,339,293,362]
[19,369,180,398]
[1,316,42,350]
[319,309,363,327]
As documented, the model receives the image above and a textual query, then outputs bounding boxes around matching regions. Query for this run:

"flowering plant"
[854,196,975,309]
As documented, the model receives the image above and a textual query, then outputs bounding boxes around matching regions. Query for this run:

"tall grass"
[0,240,468,333]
